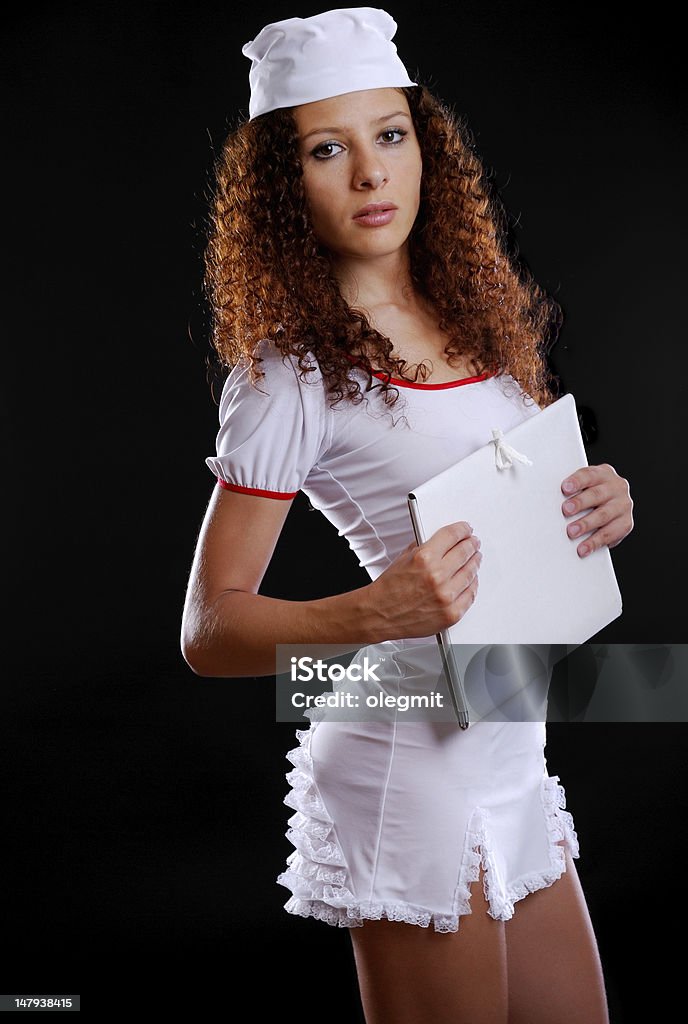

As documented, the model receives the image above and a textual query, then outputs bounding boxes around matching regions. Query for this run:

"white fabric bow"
[490,428,533,470]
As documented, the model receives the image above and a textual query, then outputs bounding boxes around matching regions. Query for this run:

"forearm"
[182,585,386,678]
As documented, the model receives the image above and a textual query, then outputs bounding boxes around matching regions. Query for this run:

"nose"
[357,170,387,189]
[353,152,389,190]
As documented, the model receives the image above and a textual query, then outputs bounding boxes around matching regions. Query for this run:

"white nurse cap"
[241,7,418,121]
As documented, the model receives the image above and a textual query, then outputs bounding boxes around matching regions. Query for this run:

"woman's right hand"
[365,522,482,640]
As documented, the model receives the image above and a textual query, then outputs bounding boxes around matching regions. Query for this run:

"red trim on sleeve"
[216,479,298,499]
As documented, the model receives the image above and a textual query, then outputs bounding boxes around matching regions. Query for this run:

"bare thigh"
[348,864,508,1024]
[505,842,610,1024]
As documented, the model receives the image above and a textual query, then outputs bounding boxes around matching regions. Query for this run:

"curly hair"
[203,80,562,411]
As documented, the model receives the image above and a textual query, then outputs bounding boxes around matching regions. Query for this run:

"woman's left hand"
[560,464,634,558]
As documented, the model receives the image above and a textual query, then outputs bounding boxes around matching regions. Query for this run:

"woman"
[181,9,633,1023]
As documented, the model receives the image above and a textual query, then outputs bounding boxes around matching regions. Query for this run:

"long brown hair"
[203,79,562,410]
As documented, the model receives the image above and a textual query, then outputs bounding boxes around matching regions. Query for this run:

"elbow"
[180,640,206,676]
[180,639,225,678]
[181,640,243,678]
[180,622,238,678]
[180,619,218,677]
[180,596,246,678]
[180,633,206,676]
[181,636,254,679]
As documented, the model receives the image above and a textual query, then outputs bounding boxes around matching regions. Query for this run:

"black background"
[3,1,685,1018]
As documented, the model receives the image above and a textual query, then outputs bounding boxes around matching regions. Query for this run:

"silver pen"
[407,493,470,729]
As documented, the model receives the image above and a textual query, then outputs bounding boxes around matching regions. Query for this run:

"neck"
[330,245,421,313]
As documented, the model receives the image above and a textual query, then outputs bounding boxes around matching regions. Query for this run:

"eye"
[380,129,406,144]
[311,128,408,161]
[311,141,344,160]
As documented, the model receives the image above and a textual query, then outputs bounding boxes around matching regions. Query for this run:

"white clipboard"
[407,392,623,728]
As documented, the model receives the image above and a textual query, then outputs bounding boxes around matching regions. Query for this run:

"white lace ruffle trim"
[275,725,580,932]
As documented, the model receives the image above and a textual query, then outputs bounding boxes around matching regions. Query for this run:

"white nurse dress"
[205,339,580,932]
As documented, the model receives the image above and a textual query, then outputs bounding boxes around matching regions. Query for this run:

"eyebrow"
[299,110,412,142]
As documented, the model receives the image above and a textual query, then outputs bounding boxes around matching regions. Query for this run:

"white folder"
[407,392,623,728]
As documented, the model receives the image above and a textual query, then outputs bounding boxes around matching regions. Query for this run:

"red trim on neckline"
[216,479,297,499]
[343,351,498,389]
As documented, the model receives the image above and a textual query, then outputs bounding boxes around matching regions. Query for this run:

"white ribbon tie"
[490,428,533,470]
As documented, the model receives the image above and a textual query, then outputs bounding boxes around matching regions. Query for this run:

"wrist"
[309,584,385,648]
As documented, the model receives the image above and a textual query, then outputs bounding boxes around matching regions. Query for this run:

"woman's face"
[293,87,423,261]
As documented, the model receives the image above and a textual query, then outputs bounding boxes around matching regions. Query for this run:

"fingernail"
[579,544,589,556]
[563,480,575,493]
[564,500,576,513]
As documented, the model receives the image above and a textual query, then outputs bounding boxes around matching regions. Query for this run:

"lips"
[353,202,398,219]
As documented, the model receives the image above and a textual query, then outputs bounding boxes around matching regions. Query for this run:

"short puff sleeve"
[205,341,332,500]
